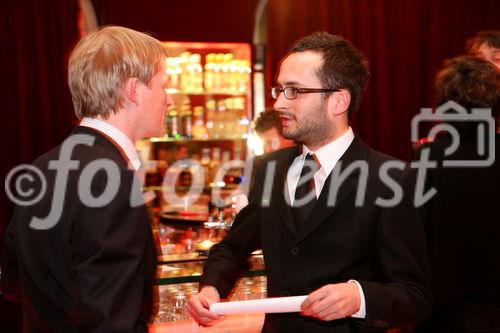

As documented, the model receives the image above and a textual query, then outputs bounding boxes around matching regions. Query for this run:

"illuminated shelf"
[147,136,248,143]
[143,183,241,192]
[165,88,248,96]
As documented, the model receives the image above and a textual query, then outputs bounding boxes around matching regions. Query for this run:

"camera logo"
[411,101,496,167]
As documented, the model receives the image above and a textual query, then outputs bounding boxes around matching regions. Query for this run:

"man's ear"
[329,89,351,116]
[124,77,140,105]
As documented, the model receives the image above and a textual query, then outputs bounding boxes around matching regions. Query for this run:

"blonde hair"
[68,26,167,119]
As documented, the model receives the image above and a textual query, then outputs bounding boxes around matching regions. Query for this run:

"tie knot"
[304,153,320,174]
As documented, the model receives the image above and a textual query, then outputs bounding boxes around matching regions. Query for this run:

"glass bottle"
[191,106,207,139]
[167,109,181,139]
[204,53,215,92]
[216,100,226,139]
[200,148,211,186]
[205,99,216,139]
[210,147,221,185]
[179,97,192,138]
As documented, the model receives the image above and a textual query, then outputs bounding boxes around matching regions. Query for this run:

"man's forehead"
[478,43,500,55]
[277,51,323,84]
[281,51,323,68]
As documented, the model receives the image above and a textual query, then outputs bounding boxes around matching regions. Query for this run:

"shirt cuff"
[348,280,366,318]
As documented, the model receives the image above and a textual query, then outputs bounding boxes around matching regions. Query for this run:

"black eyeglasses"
[271,86,339,100]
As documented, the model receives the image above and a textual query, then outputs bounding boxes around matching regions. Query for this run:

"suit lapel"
[293,136,369,244]
[271,145,301,236]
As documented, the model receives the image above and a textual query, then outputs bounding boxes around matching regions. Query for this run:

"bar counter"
[150,313,264,333]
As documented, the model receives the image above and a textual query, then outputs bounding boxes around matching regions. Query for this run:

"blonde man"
[2,26,173,332]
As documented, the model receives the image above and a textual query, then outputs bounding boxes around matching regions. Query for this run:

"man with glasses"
[188,32,431,332]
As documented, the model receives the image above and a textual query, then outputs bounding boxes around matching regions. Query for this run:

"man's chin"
[145,128,165,139]
[281,130,296,141]
[155,129,166,138]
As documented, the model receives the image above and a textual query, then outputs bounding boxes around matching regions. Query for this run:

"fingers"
[300,285,332,316]
[300,283,359,321]
[187,294,221,326]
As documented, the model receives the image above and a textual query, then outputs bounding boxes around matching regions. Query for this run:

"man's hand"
[300,282,360,321]
[187,285,222,326]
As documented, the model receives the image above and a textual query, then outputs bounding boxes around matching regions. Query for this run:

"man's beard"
[282,100,331,146]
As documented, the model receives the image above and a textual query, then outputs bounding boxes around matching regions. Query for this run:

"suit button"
[281,290,290,296]
[290,246,300,256]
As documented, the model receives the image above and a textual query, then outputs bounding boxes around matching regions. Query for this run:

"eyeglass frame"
[271,86,340,100]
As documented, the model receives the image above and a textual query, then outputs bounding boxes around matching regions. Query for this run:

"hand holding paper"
[210,296,308,315]
[187,286,221,326]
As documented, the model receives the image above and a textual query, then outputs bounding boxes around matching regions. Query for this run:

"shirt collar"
[79,117,141,171]
[302,127,355,175]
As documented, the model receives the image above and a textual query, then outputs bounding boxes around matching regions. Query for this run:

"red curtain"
[266,0,500,161]
[0,0,79,245]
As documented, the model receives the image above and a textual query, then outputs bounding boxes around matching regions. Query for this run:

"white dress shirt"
[80,117,141,171]
[287,127,354,202]
[286,126,366,318]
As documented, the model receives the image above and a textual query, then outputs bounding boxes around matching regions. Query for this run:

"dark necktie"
[292,153,319,230]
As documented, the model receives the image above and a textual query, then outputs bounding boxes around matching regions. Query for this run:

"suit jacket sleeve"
[359,166,432,329]
[72,170,152,333]
[200,157,266,298]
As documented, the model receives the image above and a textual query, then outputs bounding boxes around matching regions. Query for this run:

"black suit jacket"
[201,135,432,332]
[1,126,157,332]
[415,134,500,332]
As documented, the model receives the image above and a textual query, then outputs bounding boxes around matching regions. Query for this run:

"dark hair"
[435,56,500,121]
[254,109,283,133]
[288,31,370,114]
[466,30,500,54]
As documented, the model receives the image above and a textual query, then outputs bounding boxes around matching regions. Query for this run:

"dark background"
[0,2,499,325]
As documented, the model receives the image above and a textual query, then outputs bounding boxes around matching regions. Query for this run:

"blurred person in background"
[466,30,500,70]
[254,108,294,153]
[415,56,500,333]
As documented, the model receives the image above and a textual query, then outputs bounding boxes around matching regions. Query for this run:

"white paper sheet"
[210,296,308,315]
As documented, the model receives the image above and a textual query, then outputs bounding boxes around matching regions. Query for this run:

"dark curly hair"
[435,55,500,122]
[254,109,283,133]
[288,31,370,114]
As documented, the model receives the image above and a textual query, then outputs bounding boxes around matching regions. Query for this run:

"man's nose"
[273,91,287,110]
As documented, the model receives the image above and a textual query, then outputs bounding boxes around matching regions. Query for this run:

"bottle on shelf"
[166,107,181,139]
[215,100,227,138]
[191,106,207,139]
[205,99,216,139]
[234,97,249,138]
[187,53,203,93]
[178,52,191,92]
[180,109,192,138]
[239,60,251,93]
[221,150,231,165]
[224,145,245,185]
[204,53,215,92]
[221,53,234,92]
[213,53,224,92]
[200,148,211,187]
[223,98,237,138]
[210,147,221,185]
[165,57,182,90]
[179,96,192,138]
